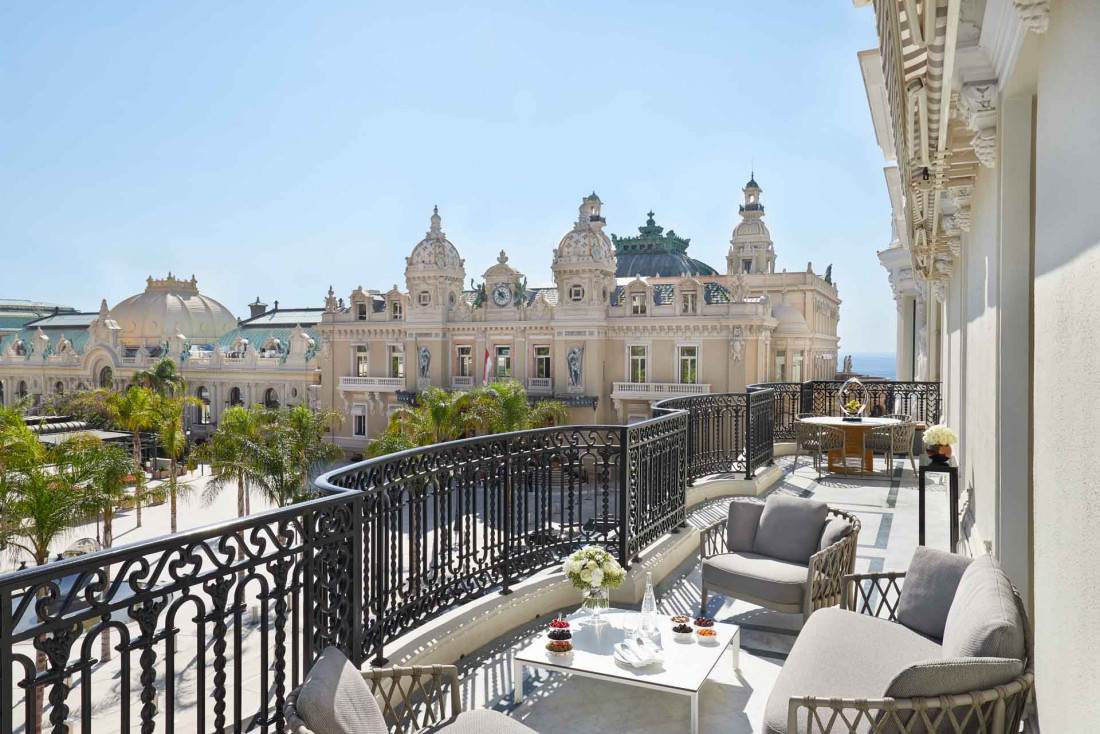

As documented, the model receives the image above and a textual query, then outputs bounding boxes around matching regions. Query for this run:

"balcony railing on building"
[0,380,939,734]
[610,381,711,399]
[338,376,405,391]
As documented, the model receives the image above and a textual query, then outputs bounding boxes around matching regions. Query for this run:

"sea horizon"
[846,351,896,380]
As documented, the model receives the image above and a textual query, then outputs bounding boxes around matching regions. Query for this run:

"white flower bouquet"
[563,545,626,591]
[923,424,958,447]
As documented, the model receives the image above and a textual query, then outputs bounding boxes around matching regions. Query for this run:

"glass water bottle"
[640,572,657,633]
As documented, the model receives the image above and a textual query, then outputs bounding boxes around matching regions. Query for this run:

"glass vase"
[580,587,610,625]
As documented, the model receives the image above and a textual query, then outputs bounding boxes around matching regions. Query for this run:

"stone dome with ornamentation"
[110,274,237,342]
[553,193,616,271]
[406,206,464,275]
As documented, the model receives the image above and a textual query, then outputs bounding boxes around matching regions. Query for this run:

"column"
[996,94,1034,606]
[896,295,915,381]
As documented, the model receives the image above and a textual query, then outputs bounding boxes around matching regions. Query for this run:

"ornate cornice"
[958,83,999,168]
[1013,0,1049,33]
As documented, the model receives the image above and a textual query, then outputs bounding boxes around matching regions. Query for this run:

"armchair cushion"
[295,647,388,734]
[817,516,853,552]
[884,656,1024,698]
[422,710,536,734]
[763,608,942,734]
[726,500,765,552]
[895,547,972,640]
[942,554,1027,661]
[753,495,829,564]
[702,552,808,607]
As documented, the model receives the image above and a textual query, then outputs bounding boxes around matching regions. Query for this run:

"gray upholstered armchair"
[699,495,860,619]
[287,647,534,734]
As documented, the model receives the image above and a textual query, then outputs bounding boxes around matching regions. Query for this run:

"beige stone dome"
[771,300,810,335]
[110,274,237,341]
[406,207,464,273]
[553,193,616,269]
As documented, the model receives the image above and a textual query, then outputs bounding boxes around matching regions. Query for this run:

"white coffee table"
[513,609,741,734]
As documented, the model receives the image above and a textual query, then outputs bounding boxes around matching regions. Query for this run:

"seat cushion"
[763,608,943,734]
[753,495,830,564]
[702,552,808,607]
[295,647,388,734]
[422,709,537,734]
[726,500,765,552]
[942,554,1027,661]
[817,516,853,551]
[896,547,972,641]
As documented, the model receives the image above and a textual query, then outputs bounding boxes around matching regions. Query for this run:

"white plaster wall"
[1032,0,1100,725]
[962,168,1000,554]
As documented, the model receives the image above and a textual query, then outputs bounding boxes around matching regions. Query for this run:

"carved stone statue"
[843,355,853,374]
[730,273,747,303]
[567,346,583,387]
[418,346,431,379]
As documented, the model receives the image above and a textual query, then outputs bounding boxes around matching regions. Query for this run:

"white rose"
[580,569,593,584]
[590,567,604,586]
[587,560,598,570]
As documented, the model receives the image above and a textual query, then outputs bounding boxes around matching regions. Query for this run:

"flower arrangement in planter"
[837,378,870,421]
[923,424,958,464]
[562,545,627,624]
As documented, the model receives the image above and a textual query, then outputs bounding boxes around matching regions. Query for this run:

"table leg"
[513,657,524,704]
[949,471,959,552]
[731,628,741,671]
[918,467,926,546]
[690,691,699,734]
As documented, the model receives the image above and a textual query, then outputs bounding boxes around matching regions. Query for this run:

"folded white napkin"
[614,638,662,667]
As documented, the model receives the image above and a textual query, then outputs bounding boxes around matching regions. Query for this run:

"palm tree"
[275,404,345,497]
[103,386,159,527]
[153,394,201,533]
[133,356,185,396]
[4,434,97,728]
[366,382,570,457]
[250,427,310,508]
[195,405,265,517]
[474,381,570,433]
[82,441,140,662]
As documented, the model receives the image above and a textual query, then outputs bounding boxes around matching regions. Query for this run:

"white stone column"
[896,296,915,381]
[996,94,1034,606]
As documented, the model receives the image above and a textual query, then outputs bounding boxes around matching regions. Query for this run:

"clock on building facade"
[492,283,512,307]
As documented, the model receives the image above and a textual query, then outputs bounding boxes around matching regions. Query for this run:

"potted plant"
[562,545,627,625]
[923,424,958,464]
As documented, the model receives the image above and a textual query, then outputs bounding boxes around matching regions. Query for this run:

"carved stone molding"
[958,83,998,168]
[934,254,955,277]
[1013,0,1049,33]
[932,279,948,303]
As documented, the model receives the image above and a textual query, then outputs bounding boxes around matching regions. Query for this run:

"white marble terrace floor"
[453,455,952,734]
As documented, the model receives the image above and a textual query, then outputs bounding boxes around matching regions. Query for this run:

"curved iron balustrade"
[0,380,938,733]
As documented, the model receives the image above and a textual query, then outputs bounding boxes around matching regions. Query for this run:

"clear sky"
[0,1,896,354]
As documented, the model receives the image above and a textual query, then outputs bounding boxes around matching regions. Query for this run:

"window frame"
[455,344,473,377]
[353,344,370,377]
[569,284,584,302]
[494,345,512,378]
[681,291,698,315]
[677,344,699,385]
[418,291,431,306]
[389,344,405,378]
[391,300,403,321]
[352,404,367,437]
[628,344,648,384]
[357,303,367,321]
[630,292,647,316]
[533,344,552,379]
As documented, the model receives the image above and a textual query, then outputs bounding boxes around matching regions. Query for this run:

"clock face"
[492,283,512,307]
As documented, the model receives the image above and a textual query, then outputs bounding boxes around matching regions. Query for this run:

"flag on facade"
[483,347,491,386]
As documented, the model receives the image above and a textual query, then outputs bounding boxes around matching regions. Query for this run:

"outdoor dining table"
[798,416,902,476]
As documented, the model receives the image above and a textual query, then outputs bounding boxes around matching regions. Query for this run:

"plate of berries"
[549,617,570,630]
[545,640,574,657]
[696,628,719,645]
[693,617,714,628]
[671,623,695,642]
[670,615,691,624]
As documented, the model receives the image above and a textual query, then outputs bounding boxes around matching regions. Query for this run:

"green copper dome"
[610,212,718,278]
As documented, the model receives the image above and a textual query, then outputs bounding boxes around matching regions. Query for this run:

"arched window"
[263,388,279,409]
[17,380,27,399]
[99,366,113,388]
[228,386,243,406]
[196,386,211,424]
[54,381,64,395]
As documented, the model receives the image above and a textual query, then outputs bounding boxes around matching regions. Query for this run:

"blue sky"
[0,1,895,354]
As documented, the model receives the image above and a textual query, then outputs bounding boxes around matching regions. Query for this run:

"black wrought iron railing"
[748,380,942,434]
[1,380,940,733]
[652,389,775,483]
[0,491,362,734]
